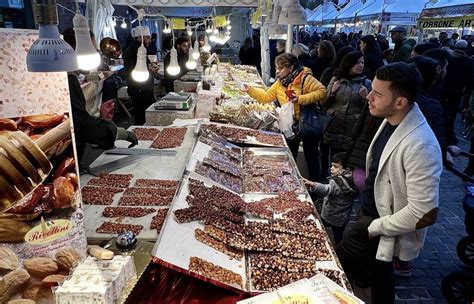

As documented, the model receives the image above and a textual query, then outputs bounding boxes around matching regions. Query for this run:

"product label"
[25,219,74,245]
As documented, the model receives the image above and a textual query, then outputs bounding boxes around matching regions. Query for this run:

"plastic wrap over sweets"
[125,263,247,304]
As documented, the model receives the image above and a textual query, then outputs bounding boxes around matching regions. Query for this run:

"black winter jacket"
[324,75,371,151]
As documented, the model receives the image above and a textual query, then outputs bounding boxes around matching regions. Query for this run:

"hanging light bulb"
[185,52,197,69]
[111,18,117,27]
[186,26,193,37]
[226,19,231,25]
[167,47,181,76]
[212,26,219,35]
[73,12,101,71]
[226,24,232,30]
[202,35,211,52]
[205,21,212,33]
[132,45,149,82]
[192,39,200,60]
[121,20,127,29]
[163,24,171,34]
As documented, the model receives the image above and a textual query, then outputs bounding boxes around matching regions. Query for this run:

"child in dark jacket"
[304,153,358,244]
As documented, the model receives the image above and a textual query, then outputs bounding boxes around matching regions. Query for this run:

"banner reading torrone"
[417,3,474,29]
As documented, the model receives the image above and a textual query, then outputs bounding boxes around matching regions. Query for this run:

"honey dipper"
[0,118,72,212]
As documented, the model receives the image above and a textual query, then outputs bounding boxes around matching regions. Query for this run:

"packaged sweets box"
[0,28,87,303]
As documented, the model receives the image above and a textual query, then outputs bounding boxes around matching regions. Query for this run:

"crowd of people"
[244,26,473,303]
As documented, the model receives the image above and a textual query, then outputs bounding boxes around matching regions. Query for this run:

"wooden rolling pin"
[0,118,72,213]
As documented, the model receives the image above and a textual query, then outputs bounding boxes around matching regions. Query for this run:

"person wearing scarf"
[243,53,327,182]
[324,51,372,159]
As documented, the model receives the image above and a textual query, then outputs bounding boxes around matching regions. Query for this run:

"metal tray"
[242,147,305,194]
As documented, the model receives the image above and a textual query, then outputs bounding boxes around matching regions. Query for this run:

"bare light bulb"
[186,57,197,69]
[192,40,200,60]
[226,25,232,30]
[186,26,192,37]
[167,47,181,76]
[163,25,171,34]
[205,24,212,33]
[132,45,149,82]
[121,21,127,29]
[202,36,211,52]
[74,13,101,71]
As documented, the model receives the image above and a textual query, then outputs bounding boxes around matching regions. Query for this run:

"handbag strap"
[300,74,327,110]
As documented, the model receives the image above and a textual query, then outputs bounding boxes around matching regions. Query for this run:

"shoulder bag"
[292,75,332,139]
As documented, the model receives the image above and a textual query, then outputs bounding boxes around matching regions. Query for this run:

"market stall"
[417,0,473,41]
[2,0,366,302]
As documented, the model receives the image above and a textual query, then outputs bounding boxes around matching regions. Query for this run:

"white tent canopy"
[307,5,323,23]
[355,0,424,19]
[337,0,366,22]
[321,5,339,26]
[109,0,258,7]
[423,0,473,10]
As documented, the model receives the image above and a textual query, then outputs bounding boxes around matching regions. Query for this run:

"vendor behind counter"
[163,37,191,92]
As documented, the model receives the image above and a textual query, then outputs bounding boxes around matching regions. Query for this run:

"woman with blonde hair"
[244,53,327,181]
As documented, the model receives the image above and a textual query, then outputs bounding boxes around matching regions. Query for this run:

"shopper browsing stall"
[335,63,443,303]
[304,152,358,244]
[324,51,372,157]
[243,53,327,181]
[389,27,415,63]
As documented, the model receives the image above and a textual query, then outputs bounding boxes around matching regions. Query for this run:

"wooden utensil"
[0,118,72,213]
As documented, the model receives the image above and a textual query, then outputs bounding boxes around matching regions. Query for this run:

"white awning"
[336,0,366,22]
[110,0,258,7]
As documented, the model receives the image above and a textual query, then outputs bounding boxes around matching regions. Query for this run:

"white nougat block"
[55,255,137,304]
[55,283,114,304]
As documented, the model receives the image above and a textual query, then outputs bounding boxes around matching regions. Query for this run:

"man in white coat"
[335,62,443,303]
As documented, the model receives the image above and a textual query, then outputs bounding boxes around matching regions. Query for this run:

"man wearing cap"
[389,27,414,63]
[123,25,156,125]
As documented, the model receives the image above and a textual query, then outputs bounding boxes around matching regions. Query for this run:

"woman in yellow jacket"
[243,53,327,181]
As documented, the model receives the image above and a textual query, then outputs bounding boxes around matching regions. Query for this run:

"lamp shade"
[278,0,307,25]
[27,25,78,72]
[268,25,287,39]
[26,0,78,72]
[73,13,101,71]
[167,47,181,76]
[132,45,149,82]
